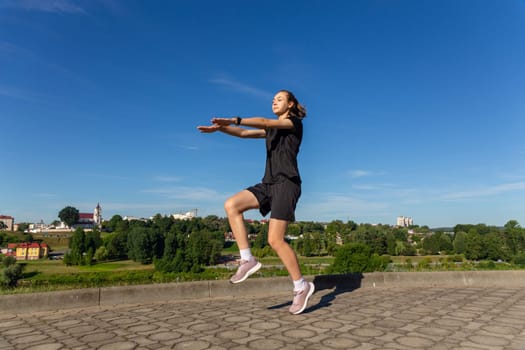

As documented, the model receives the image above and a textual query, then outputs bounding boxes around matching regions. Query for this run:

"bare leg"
[267,218,302,281]
[224,190,259,250]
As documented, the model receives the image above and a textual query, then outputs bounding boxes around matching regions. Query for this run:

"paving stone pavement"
[1,285,525,350]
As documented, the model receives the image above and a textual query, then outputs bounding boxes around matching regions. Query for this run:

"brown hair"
[280,90,307,119]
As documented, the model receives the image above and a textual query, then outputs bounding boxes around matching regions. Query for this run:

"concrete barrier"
[0,288,100,313]
[99,281,211,306]
[361,270,525,288]
[2,270,525,314]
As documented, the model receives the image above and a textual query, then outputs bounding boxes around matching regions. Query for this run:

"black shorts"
[246,180,301,222]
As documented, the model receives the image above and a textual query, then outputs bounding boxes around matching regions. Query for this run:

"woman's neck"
[278,111,290,120]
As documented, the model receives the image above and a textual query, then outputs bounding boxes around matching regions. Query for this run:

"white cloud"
[441,182,525,201]
[347,169,386,179]
[209,76,272,99]
[33,193,58,198]
[348,170,370,178]
[96,202,176,211]
[352,184,380,190]
[299,192,389,222]
[0,84,42,102]
[179,145,199,151]
[142,186,225,202]
[0,0,87,14]
[0,41,22,55]
[153,176,183,183]
[79,173,135,181]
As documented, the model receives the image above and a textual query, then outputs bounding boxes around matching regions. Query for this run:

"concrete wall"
[3,270,525,314]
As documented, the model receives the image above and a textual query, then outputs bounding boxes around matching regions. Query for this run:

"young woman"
[197,90,314,315]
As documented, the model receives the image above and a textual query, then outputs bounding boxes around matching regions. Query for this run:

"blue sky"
[1,0,524,228]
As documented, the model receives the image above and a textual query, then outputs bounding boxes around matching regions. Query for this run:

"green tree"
[65,227,86,265]
[163,227,181,261]
[453,231,467,254]
[392,228,408,242]
[503,220,524,255]
[464,231,482,260]
[329,243,371,273]
[202,215,226,233]
[482,232,509,261]
[386,233,396,255]
[437,232,453,253]
[127,227,154,264]
[253,224,268,249]
[422,234,439,255]
[105,215,124,232]
[188,230,223,267]
[94,246,109,262]
[326,220,345,234]
[1,260,23,288]
[350,224,387,255]
[16,223,30,232]
[286,223,301,236]
[2,256,16,268]
[152,214,174,235]
[300,221,325,234]
[85,228,103,254]
[58,206,80,228]
[105,230,128,260]
[395,241,407,256]
[301,233,315,257]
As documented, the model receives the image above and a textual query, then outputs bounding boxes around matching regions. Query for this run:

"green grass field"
[261,255,334,265]
[7,251,521,295]
[22,259,153,276]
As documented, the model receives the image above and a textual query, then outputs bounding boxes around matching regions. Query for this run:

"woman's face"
[272,91,293,116]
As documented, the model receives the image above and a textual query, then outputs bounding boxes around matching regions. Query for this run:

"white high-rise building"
[397,216,413,227]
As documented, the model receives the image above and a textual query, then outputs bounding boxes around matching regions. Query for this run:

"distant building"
[5,242,49,260]
[397,216,413,227]
[29,220,46,232]
[76,203,102,229]
[172,209,198,220]
[0,215,14,231]
[123,216,148,222]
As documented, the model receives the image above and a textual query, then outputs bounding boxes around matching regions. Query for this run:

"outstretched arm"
[197,122,266,138]
[212,116,294,130]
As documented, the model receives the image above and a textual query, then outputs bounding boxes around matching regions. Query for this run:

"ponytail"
[280,90,307,119]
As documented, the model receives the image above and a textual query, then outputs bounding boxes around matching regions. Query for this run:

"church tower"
[94,203,102,228]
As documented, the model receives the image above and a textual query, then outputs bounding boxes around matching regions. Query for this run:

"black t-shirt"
[262,116,303,185]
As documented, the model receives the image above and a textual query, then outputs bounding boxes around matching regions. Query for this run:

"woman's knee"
[268,236,285,250]
[224,197,240,216]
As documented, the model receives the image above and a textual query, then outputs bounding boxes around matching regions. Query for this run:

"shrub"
[417,257,432,270]
[404,258,413,270]
[1,263,23,288]
[329,243,371,274]
[512,253,525,267]
[447,254,465,263]
[2,256,16,268]
[367,254,392,272]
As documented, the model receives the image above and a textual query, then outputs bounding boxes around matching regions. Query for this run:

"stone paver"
[1,285,525,349]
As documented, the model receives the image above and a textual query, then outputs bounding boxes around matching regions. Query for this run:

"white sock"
[240,248,253,261]
[293,278,306,292]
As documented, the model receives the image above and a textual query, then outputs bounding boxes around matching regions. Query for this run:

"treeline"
[63,215,525,272]
[64,214,227,273]
[292,220,525,264]
[0,231,33,246]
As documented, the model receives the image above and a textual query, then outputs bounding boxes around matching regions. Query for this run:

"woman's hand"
[211,117,236,126]
[197,124,221,133]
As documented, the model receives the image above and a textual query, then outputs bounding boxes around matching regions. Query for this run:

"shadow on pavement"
[267,273,363,312]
